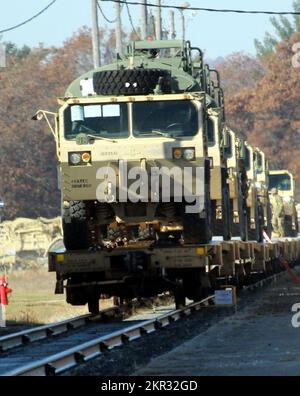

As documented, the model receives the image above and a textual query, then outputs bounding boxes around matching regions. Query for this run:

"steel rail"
[4,295,214,376]
[0,305,125,353]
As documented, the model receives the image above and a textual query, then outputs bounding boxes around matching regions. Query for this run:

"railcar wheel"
[174,279,186,309]
[66,280,87,306]
[88,295,100,315]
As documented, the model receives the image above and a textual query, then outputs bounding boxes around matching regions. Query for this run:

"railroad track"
[0,268,290,376]
[0,305,127,353]
[1,296,214,376]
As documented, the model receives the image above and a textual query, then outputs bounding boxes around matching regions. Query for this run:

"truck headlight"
[183,148,195,161]
[172,147,195,161]
[69,153,81,165]
[173,148,182,159]
[68,151,92,166]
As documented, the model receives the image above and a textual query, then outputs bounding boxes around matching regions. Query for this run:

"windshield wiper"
[150,130,181,140]
[86,134,117,143]
[77,125,117,143]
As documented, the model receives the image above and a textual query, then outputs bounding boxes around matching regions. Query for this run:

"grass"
[0,269,112,333]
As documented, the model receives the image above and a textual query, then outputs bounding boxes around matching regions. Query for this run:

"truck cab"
[269,170,298,236]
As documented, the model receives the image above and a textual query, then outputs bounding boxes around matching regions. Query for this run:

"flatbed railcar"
[49,238,300,313]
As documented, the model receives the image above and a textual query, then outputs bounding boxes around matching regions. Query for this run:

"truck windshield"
[255,152,263,174]
[132,100,198,137]
[244,147,251,171]
[224,133,232,158]
[64,103,129,139]
[269,174,292,191]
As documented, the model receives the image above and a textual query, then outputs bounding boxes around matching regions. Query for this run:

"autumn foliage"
[223,34,300,199]
[0,27,114,219]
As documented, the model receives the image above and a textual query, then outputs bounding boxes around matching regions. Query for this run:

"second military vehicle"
[269,170,298,237]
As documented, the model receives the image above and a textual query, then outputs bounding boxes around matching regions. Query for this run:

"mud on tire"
[93,69,172,96]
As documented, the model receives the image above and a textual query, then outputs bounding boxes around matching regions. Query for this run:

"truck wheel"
[183,193,212,244]
[255,201,264,242]
[63,201,89,250]
[265,199,272,238]
[238,190,248,241]
[93,69,172,96]
[222,186,231,241]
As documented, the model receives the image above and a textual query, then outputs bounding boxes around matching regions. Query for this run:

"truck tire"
[93,69,172,96]
[255,201,264,242]
[183,192,212,244]
[265,199,272,238]
[63,201,89,250]
[222,186,231,241]
[238,195,248,241]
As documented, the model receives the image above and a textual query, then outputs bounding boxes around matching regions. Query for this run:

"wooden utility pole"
[91,0,100,67]
[155,0,162,40]
[141,0,148,39]
[180,2,190,42]
[180,10,185,42]
[115,1,122,56]
[169,10,176,39]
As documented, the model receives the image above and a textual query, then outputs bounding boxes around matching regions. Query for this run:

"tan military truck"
[254,147,272,237]
[35,40,232,250]
[243,141,266,241]
[269,170,298,237]
[224,129,249,240]
[206,68,231,240]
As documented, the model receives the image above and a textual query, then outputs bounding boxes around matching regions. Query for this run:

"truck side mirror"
[222,128,229,148]
[238,141,246,159]
[32,109,58,140]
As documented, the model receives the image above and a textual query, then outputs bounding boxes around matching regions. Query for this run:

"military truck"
[35,40,232,249]
[223,131,269,241]
[205,68,231,240]
[254,147,272,236]
[243,141,266,241]
[224,129,249,241]
[269,170,298,237]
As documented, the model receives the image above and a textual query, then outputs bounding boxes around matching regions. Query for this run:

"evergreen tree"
[255,0,300,58]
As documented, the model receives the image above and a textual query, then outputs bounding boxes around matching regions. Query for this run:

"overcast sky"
[0,0,295,58]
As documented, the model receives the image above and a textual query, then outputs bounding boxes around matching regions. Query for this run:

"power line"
[102,0,300,16]
[97,0,118,23]
[0,0,57,34]
[125,0,141,39]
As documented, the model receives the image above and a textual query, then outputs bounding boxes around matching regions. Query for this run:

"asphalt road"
[134,270,300,376]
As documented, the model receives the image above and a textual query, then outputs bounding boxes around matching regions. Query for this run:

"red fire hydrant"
[0,275,12,305]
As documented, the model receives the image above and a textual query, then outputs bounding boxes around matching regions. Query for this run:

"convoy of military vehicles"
[35,39,300,313]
